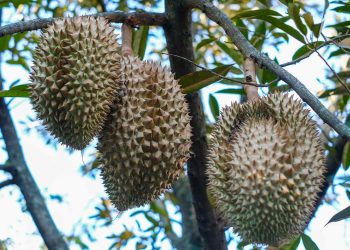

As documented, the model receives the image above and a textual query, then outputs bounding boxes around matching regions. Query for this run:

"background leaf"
[0,84,30,98]
[180,65,232,93]
[326,205,350,225]
[132,26,149,60]
[248,15,306,43]
[301,234,319,250]
[209,94,219,120]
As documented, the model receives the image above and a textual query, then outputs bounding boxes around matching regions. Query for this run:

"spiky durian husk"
[30,16,121,150]
[98,56,192,211]
[207,93,325,247]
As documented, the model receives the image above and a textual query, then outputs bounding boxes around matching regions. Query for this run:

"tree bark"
[0,81,69,250]
[0,10,68,249]
[163,1,227,249]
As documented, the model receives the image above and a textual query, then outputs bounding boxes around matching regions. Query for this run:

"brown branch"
[0,164,16,174]
[0,12,166,38]
[163,1,227,249]
[187,0,350,140]
[0,47,68,250]
[0,179,15,189]
[281,34,350,67]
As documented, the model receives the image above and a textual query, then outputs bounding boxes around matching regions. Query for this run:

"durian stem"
[122,23,133,56]
[243,57,259,101]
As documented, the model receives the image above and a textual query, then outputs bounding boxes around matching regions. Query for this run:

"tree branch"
[0,164,16,175]
[187,0,350,140]
[163,1,227,249]
[0,42,68,250]
[0,179,15,189]
[0,12,166,38]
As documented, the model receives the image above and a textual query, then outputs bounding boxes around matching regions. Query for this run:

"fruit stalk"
[243,57,259,101]
[122,23,133,56]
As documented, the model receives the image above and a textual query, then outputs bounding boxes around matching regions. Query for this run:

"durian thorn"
[243,57,259,101]
[122,23,133,56]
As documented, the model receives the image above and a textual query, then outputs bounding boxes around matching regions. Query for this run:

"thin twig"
[162,52,272,87]
[322,32,350,54]
[281,34,350,67]
[0,179,15,189]
[314,48,350,95]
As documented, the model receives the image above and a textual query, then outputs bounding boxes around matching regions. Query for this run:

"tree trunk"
[163,1,227,249]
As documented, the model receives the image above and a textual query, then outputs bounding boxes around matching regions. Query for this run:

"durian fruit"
[97,55,192,211]
[207,93,325,247]
[30,16,121,150]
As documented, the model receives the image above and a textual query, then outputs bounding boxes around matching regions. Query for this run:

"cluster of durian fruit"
[30,16,192,211]
[30,16,325,248]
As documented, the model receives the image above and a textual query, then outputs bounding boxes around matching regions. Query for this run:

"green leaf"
[232,9,282,19]
[180,65,232,93]
[215,41,243,64]
[196,37,216,50]
[257,0,269,6]
[318,87,345,98]
[0,84,30,98]
[280,236,301,250]
[251,22,267,50]
[301,234,319,250]
[332,5,350,13]
[278,0,293,6]
[236,18,248,39]
[209,94,219,120]
[132,26,149,60]
[219,78,245,86]
[342,142,350,170]
[288,3,307,35]
[292,42,323,60]
[0,35,11,52]
[303,12,314,30]
[249,16,306,43]
[216,88,245,95]
[326,205,350,225]
[326,21,350,29]
[312,22,324,38]
[329,48,350,58]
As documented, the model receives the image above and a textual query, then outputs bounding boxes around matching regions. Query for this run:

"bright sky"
[1,2,350,250]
